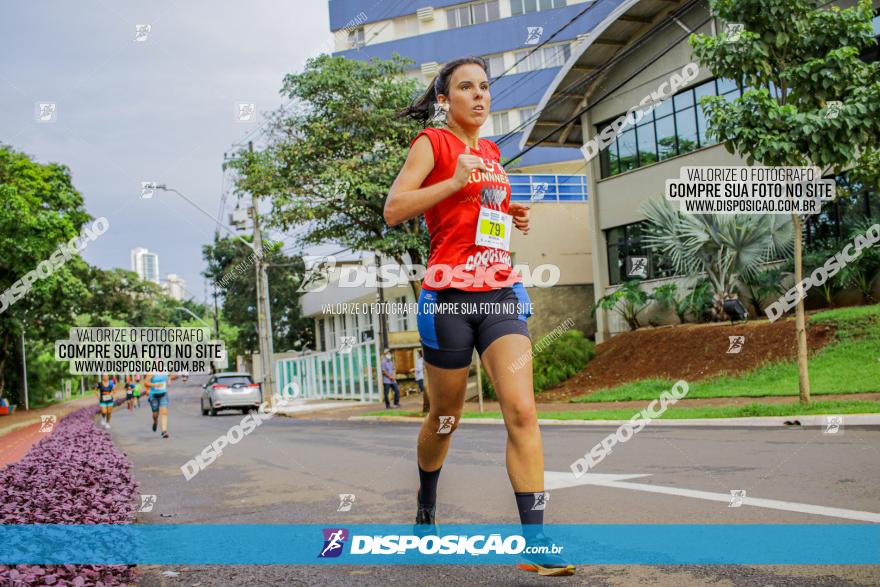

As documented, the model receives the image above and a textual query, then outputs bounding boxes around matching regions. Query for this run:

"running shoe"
[105,423,111,430]
[161,431,169,439]
[416,502,435,525]
[516,533,575,577]
[413,493,437,536]
[152,420,157,432]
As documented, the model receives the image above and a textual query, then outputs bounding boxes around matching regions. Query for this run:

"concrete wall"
[528,283,596,340]
[510,202,593,286]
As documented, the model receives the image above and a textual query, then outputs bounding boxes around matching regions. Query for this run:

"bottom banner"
[0,524,877,565]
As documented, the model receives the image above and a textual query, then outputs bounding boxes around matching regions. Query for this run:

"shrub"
[480,330,595,400]
[0,407,139,585]
[592,281,650,330]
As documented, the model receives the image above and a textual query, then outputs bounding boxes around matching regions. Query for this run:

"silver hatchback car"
[201,372,262,416]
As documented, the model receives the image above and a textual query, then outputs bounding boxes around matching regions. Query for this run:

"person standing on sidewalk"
[381,349,401,409]
[413,349,425,394]
[96,373,115,429]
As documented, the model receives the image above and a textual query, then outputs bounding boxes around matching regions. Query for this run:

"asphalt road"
[108,376,880,586]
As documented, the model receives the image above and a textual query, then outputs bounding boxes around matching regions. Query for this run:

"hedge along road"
[104,375,880,586]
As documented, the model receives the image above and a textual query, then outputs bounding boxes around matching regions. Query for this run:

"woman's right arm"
[383,135,488,227]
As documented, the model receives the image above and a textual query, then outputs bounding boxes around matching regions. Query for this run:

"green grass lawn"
[363,400,880,421]
[572,305,880,404]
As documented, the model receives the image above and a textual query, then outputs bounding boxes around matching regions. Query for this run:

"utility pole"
[249,141,276,406]
[20,328,29,411]
[212,285,220,340]
[374,253,389,350]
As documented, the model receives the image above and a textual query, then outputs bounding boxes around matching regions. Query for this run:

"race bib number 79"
[475,207,512,251]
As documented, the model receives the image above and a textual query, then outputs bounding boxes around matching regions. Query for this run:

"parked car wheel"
[209,402,218,417]
[201,400,208,416]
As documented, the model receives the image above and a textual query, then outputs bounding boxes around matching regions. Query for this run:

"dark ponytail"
[396,56,488,125]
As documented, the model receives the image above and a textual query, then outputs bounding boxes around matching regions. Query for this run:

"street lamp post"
[152,184,256,254]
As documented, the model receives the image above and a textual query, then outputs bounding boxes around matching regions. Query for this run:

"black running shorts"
[416,282,533,369]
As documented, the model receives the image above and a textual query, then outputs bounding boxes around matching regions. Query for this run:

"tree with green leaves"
[226,54,430,300]
[689,0,880,404]
[0,145,92,403]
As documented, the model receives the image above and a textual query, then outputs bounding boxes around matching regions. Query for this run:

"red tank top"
[410,127,521,292]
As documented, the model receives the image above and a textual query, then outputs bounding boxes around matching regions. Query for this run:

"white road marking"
[545,471,880,523]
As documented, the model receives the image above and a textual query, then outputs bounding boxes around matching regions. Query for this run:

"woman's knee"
[504,401,538,431]
[425,409,462,435]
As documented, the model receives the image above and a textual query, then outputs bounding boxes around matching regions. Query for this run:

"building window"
[388,295,411,332]
[485,54,505,78]
[519,106,536,125]
[510,0,566,16]
[514,44,571,73]
[473,0,500,23]
[605,222,676,285]
[318,318,326,352]
[805,174,880,247]
[394,14,419,38]
[492,111,510,134]
[598,78,740,179]
[347,27,365,49]
[448,1,500,29]
[448,4,472,27]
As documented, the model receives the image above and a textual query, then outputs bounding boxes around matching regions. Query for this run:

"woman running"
[144,371,176,438]
[132,374,142,408]
[124,375,135,411]
[96,373,115,429]
[385,56,574,576]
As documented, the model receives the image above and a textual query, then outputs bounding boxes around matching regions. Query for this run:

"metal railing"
[508,174,588,202]
[274,338,381,402]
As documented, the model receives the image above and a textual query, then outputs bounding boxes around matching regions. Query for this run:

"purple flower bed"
[0,407,139,586]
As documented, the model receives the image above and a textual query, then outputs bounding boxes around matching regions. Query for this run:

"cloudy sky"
[1,1,336,303]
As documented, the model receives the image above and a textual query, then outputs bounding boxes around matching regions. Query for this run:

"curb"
[0,418,43,439]
[273,402,366,417]
[0,397,96,440]
[349,413,880,427]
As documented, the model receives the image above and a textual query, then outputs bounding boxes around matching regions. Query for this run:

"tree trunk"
[792,214,811,405]
[712,293,726,321]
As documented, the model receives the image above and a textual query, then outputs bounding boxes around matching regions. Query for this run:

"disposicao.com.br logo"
[318,528,535,557]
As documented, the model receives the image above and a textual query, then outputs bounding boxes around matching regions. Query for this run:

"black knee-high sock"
[515,491,547,536]
[417,465,442,506]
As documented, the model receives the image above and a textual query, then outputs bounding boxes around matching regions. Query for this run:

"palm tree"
[641,199,794,320]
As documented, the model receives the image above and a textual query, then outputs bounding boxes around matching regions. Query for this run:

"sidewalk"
[289,391,880,422]
[0,394,97,469]
[355,413,880,427]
